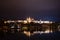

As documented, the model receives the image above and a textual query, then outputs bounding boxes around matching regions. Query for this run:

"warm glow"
[44,30,51,33]
[33,31,44,34]
[24,20,27,24]
[4,21,7,23]
[23,31,31,36]
[17,20,23,22]
[22,27,28,30]
[44,21,50,23]
[4,21,15,23]
[32,30,53,35]
[26,17,33,23]
[41,21,44,23]
[4,17,53,24]
[7,21,11,23]
[11,26,14,28]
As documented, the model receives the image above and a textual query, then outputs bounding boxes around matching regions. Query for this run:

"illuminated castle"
[4,17,53,24]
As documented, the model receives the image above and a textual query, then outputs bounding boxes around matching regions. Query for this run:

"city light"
[44,30,51,33]
[23,31,31,36]
[17,20,23,22]
[4,17,53,24]
[43,21,50,23]
[24,20,27,24]
[2,17,60,37]
[26,17,33,23]
[32,30,53,35]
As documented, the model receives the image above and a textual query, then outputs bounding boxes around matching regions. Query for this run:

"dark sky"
[0,0,60,22]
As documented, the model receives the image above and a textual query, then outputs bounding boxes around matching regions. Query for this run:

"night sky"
[0,0,60,22]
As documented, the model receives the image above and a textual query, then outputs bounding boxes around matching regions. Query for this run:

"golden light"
[44,30,52,33]
[7,21,10,23]
[17,20,23,22]
[26,17,34,23]
[22,27,28,30]
[27,17,31,23]
[44,21,50,23]
[4,21,7,23]
[23,31,31,36]
[24,20,27,24]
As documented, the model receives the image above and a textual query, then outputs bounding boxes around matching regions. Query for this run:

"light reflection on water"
[23,30,53,36]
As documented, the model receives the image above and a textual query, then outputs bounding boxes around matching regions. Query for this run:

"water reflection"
[0,20,60,40]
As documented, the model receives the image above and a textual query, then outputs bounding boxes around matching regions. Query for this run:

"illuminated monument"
[4,17,53,24]
[3,17,60,36]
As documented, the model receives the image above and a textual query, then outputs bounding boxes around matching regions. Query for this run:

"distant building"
[3,17,60,34]
[4,17,53,24]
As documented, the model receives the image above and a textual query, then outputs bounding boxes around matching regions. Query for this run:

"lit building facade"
[4,17,53,24]
[2,17,60,35]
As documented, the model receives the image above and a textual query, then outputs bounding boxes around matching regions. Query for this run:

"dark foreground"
[0,31,60,40]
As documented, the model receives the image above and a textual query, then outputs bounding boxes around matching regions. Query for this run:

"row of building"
[0,17,60,34]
